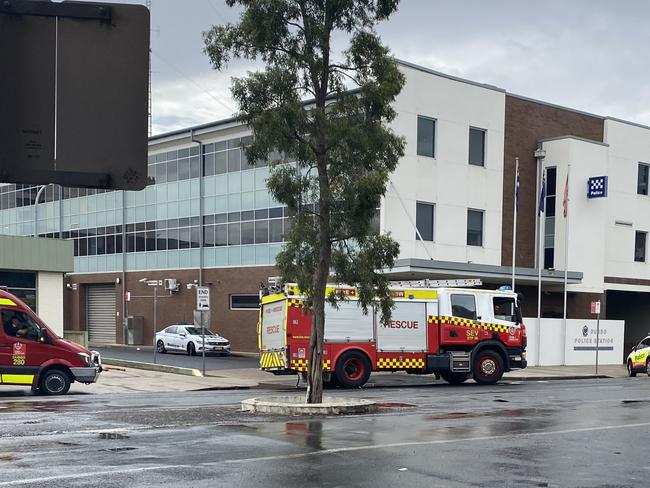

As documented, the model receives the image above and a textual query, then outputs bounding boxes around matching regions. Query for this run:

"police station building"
[1,60,649,356]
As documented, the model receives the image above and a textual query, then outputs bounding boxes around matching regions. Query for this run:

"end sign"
[591,301,601,315]
[197,286,210,311]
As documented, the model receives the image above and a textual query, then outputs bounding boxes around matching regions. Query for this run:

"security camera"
[186,283,193,290]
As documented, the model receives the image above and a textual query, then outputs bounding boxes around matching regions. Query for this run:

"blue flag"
[538,174,546,215]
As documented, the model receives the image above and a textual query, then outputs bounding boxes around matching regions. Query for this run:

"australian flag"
[515,165,521,210]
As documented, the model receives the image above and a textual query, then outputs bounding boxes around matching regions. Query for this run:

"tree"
[204,0,405,403]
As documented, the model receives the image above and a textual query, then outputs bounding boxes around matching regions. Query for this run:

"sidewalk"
[71,364,629,395]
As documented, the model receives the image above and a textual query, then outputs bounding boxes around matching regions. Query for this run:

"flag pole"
[537,167,546,367]
[511,158,519,291]
[562,164,571,365]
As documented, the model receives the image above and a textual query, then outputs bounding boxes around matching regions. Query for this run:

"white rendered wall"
[383,65,506,265]
[37,272,64,337]
[524,317,624,366]
[603,119,650,283]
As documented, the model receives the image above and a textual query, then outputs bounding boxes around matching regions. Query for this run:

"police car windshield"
[184,327,216,336]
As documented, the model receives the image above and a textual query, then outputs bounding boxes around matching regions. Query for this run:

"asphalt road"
[1,377,650,487]
[94,346,260,371]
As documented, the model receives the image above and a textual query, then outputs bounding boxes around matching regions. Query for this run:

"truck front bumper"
[70,367,100,384]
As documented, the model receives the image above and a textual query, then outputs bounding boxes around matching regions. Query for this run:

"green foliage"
[204,0,404,349]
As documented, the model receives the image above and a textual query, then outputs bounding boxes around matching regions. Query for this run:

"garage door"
[87,285,116,345]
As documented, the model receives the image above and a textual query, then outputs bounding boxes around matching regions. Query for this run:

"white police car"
[627,336,650,377]
[155,324,231,356]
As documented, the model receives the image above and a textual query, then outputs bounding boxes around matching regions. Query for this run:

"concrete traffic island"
[241,396,377,415]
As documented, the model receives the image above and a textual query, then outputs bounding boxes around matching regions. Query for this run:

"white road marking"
[2,421,650,485]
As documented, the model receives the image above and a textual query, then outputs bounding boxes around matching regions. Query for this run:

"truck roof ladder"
[390,279,483,288]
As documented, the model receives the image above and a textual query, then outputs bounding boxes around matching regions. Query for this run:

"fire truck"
[258,279,527,387]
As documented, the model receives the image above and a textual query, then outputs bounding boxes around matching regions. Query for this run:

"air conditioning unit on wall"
[164,278,179,292]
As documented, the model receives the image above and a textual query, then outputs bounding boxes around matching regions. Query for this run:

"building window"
[467,209,484,246]
[230,294,260,310]
[638,163,649,195]
[416,202,434,241]
[450,294,477,321]
[635,231,647,262]
[468,127,486,166]
[417,116,435,158]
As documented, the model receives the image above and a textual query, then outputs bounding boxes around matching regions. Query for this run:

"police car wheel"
[187,342,197,356]
[646,359,650,377]
[335,351,371,388]
[627,360,636,377]
[156,340,166,354]
[40,369,71,396]
[472,350,504,385]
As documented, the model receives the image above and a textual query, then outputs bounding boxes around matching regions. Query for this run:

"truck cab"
[0,289,101,395]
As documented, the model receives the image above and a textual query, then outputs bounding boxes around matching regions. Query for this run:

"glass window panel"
[156,229,167,250]
[167,228,179,250]
[467,209,484,246]
[88,237,97,255]
[167,160,178,182]
[241,149,254,170]
[417,116,435,158]
[468,127,486,166]
[416,202,434,241]
[255,209,268,220]
[215,141,227,151]
[638,163,649,195]
[190,227,200,248]
[179,228,190,249]
[227,138,241,149]
[215,224,227,246]
[126,234,135,252]
[635,231,647,262]
[204,143,214,153]
[451,294,477,320]
[116,235,123,254]
[178,148,190,158]
[547,167,557,196]
[203,153,215,177]
[269,207,283,218]
[255,220,268,243]
[215,213,227,224]
[178,158,190,180]
[146,231,156,251]
[228,149,241,172]
[228,223,241,245]
[215,152,227,174]
[135,232,146,252]
[190,156,201,178]
[105,235,115,254]
[96,236,106,255]
[269,219,283,242]
[203,225,215,247]
[241,221,254,244]
[78,238,88,256]
[241,210,254,221]
[179,217,190,227]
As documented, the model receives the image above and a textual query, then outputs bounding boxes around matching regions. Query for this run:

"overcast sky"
[141,0,650,135]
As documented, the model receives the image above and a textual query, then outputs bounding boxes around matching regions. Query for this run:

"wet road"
[94,346,259,371]
[1,378,649,487]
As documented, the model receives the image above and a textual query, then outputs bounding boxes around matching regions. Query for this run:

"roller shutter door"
[87,285,116,344]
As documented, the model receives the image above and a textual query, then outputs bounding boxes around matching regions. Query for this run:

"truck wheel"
[472,350,504,385]
[335,351,371,388]
[187,342,196,356]
[156,340,166,353]
[627,360,636,377]
[440,372,470,385]
[39,369,71,396]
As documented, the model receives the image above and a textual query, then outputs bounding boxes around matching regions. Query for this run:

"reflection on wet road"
[0,378,648,487]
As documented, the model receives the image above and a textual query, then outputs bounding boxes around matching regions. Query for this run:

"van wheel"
[472,350,504,385]
[335,351,371,388]
[187,342,196,356]
[40,369,71,396]
[627,360,636,377]
[156,340,166,353]
[440,372,470,385]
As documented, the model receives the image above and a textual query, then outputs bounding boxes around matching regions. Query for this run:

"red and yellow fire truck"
[259,279,527,387]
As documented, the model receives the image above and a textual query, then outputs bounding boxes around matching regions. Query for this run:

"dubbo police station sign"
[588,176,608,199]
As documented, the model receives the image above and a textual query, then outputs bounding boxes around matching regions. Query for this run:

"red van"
[0,289,101,395]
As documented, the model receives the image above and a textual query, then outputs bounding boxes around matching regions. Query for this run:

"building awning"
[0,235,73,273]
[385,258,582,287]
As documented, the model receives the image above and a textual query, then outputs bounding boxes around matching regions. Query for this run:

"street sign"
[591,301,601,315]
[197,286,210,311]
[124,291,131,302]
[0,1,149,190]
[587,176,608,199]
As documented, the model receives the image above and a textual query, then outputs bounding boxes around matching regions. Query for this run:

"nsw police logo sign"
[588,176,608,198]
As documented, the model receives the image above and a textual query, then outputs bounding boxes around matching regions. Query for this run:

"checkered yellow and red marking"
[434,315,513,334]
[290,359,331,372]
[376,356,425,370]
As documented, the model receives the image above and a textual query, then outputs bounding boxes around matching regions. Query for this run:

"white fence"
[523,318,625,367]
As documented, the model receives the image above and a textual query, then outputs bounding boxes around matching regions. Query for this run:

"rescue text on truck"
[258,279,527,387]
